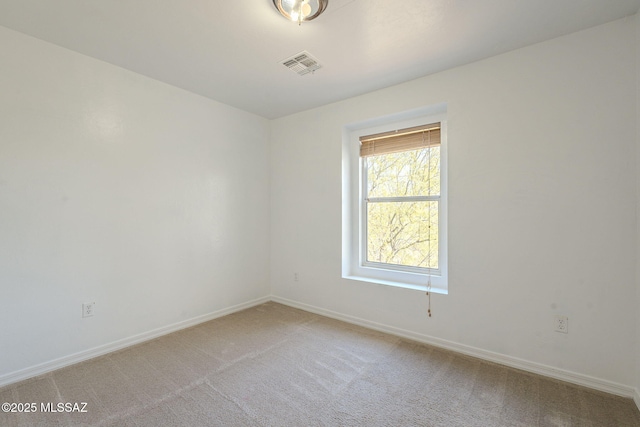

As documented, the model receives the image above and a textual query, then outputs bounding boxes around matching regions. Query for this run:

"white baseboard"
[2,293,637,404]
[271,295,637,400]
[0,296,270,388]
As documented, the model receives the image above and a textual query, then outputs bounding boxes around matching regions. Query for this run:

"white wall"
[271,17,637,389]
[0,26,270,379]
[636,13,640,406]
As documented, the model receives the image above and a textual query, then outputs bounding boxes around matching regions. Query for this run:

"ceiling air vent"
[281,51,322,76]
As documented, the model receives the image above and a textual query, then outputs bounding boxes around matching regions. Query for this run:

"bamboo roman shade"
[359,122,441,157]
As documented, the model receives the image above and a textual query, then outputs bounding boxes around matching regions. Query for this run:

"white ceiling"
[1,0,639,119]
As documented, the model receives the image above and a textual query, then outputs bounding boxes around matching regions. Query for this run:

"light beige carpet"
[1,302,638,426]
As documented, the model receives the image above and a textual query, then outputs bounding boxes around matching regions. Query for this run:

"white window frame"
[342,105,448,294]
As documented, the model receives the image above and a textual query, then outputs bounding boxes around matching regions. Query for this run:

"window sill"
[343,274,448,295]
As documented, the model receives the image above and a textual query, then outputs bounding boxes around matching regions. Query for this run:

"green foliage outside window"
[365,147,440,269]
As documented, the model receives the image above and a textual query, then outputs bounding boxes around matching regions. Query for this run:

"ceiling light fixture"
[273,0,328,25]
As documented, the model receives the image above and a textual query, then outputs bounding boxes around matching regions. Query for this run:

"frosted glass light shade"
[273,0,328,24]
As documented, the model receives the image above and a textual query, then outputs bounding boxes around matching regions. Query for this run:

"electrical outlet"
[554,315,568,333]
[82,302,95,318]
[294,272,299,282]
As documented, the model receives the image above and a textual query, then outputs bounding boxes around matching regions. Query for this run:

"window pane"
[366,147,440,198]
[366,201,438,269]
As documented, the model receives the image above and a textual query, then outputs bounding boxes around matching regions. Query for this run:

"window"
[361,123,441,272]
[342,107,447,293]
